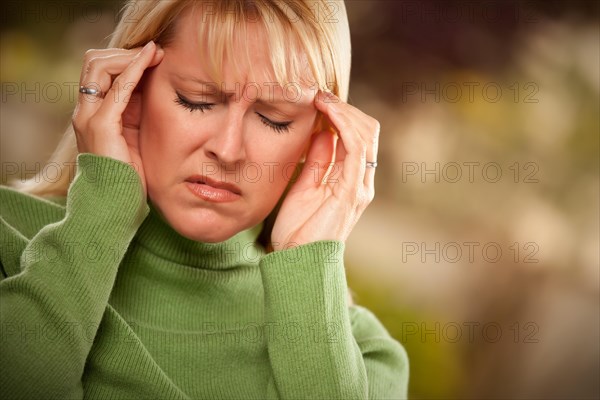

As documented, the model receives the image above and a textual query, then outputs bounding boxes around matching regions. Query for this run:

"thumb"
[123,91,142,131]
[296,129,336,189]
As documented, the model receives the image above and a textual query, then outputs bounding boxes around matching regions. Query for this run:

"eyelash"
[174,93,292,134]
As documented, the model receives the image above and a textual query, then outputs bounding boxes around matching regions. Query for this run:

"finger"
[333,132,346,163]
[95,41,162,123]
[315,91,365,191]
[77,49,147,122]
[315,91,379,189]
[315,91,378,160]
[77,54,141,119]
[79,47,145,83]
[295,130,336,190]
[80,48,164,90]
[364,122,379,190]
[82,49,163,84]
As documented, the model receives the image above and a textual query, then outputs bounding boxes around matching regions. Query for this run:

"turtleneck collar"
[132,203,265,270]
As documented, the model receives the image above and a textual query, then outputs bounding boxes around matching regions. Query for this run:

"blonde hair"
[17,0,351,196]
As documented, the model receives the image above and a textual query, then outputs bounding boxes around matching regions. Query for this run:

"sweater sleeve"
[259,241,409,399]
[0,153,149,399]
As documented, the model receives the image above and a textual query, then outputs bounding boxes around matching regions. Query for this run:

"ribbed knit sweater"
[0,154,409,399]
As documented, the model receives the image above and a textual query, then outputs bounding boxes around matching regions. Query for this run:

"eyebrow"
[173,73,311,107]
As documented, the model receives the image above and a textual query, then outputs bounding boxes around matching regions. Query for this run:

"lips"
[184,174,242,203]
[185,175,242,195]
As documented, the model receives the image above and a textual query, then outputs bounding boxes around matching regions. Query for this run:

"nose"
[203,108,247,166]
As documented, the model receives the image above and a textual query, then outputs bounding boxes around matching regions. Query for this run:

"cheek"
[139,77,190,165]
[255,140,308,192]
[137,73,182,191]
[140,77,168,145]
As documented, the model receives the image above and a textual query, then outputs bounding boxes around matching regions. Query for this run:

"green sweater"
[0,154,409,399]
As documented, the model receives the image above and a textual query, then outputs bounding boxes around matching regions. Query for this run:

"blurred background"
[1,0,598,398]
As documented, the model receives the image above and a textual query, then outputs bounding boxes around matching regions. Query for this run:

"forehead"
[165,6,316,105]
[170,2,286,84]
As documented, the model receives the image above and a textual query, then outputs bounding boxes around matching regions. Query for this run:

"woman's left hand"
[270,90,380,251]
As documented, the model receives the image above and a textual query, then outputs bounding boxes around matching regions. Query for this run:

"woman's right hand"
[72,41,164,197]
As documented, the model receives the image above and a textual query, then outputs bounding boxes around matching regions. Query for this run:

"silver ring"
[79,86,103,97]
[366,161,378,169]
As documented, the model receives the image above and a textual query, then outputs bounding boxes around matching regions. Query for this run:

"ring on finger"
[79,86,104,98]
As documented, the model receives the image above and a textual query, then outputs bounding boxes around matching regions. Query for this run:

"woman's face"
[139,10,319,242]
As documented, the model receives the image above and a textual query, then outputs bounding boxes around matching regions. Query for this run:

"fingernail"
[321,89,338,102]
[142,41,155,52]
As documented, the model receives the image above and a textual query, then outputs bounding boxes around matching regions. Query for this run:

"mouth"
[185,175,242,203]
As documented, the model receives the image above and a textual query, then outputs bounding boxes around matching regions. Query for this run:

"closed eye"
[256,113,292,133]
[174,92,293,134]
[174,92,214,113]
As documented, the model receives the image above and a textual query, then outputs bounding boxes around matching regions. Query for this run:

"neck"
[132,203,265,270]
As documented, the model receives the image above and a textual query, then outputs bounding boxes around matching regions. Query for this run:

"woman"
[0,0,409,398]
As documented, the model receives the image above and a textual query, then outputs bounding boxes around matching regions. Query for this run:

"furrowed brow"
[173,73,308,106]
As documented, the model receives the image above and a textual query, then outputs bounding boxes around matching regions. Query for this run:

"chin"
[166,203,258,243]
[170,211,242,243]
